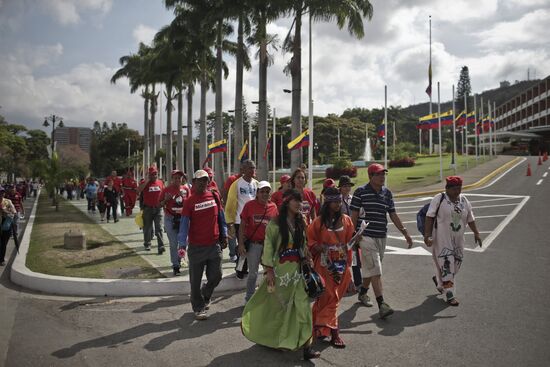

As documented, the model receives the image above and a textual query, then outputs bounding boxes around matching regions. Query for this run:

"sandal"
[432,276,444,294]
[303,347,321,360]
[447,298,460,306]
[330,335,346,349]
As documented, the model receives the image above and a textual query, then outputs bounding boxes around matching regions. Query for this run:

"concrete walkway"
[10,155,524,296]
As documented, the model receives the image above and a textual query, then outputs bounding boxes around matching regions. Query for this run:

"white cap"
[257,181,271,190]
[193,170,209,179]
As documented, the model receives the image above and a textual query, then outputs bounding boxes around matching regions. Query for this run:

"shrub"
[389,157,415,168]
[325,166,358,179]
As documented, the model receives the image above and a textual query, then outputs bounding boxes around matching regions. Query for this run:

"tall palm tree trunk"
[165,83,173,173]
[214,20,225,187]
[187,86,194,175]
[143,85,150,169]
[149,84,158,166]
[199,76,208,165]
[257,14,268,180]
[177,87,183,171]
[233,13,245,174]
[290,7,303,171]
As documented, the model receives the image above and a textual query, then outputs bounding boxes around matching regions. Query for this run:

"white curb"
[10,190,246,297]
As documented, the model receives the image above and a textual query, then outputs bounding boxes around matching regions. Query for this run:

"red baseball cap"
[279,174,291,184]
[368,163,387,175]
[323,178,336,189]
[171,170,185,178]
[445,176,463,187]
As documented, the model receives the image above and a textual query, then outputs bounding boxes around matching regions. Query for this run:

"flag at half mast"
[287,129,309,151]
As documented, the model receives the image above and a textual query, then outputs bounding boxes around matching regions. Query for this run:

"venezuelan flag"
[466,111,476,125]
[455,110,467,127]
[208,139,227,154]
[287,129,309,151]
[417,113,438,130]
[377,124,385,137]
[263,134,271,160]
[439,110,454,126]
[238,140,248,162]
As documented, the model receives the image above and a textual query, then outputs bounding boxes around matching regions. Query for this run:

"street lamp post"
[43,114,64,153]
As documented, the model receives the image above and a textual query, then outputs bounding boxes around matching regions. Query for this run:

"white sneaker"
[195,310,208,320]
[230,255,238,262]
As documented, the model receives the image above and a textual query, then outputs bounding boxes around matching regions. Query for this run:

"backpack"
[416,193,445,235]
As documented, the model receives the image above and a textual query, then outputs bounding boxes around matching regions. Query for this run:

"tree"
[456,66,471,111]
[284,0,374,171]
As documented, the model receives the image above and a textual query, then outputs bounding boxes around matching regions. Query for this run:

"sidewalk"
[10,155,524,297]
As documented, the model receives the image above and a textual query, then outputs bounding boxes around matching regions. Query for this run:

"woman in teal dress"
[241,189,320,360]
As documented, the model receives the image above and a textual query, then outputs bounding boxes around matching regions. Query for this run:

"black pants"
[87,197,96,212]
[106,202,117,221]
[1,229,12,263]
[188,244,222,312]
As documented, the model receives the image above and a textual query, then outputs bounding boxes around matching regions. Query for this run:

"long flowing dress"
[307,215,354,337]
[241,220,312,351]
[427,193,474,296]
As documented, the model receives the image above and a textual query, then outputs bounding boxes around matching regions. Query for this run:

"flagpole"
[307,12,314,190]
[337,128,341,158]
[465,92,468,168]
[429,15,433,155]
[228,115,232,175]
[493,100,497,156]
[487,101,493,157]
[479,96,485,159]
[474,94,478,160]
[451,84,457,173]
[272,108,276,187]
[280,135,283,171]
[384,85,388,172]
[438,82,443,182]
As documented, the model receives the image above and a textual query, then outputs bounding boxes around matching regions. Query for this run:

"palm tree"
[111,43,155,168]
[248,2,283,180]
[284,0,374,171]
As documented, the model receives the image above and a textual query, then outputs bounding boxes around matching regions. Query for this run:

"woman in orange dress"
[307,187,354,348]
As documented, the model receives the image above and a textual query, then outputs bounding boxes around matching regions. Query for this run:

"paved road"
[1,157,549,366]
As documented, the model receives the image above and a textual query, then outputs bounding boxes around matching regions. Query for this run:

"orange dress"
[307,215,354,337]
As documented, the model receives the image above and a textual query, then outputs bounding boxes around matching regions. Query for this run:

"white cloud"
[41,0,112,25]
[476,9,550,49]
[132,24,157,46]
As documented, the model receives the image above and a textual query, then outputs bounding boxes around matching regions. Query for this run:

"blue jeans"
[164,214,180,268]
[245,242,263,301]
[228,237,237,258]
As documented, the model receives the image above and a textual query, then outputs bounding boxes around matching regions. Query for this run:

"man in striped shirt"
[350,163,413,319]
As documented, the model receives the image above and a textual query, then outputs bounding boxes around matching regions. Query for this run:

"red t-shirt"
[109,175,123,192]
[271,189,284,209]
[142,179,165,207]
[182,190,221,245]
[161,184,191,216]
[240,199,278,242]
[7,192,22,211]
[301,188,317,223]
[224,174,241,193]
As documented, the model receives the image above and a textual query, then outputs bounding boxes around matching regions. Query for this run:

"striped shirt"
[350,183,395,238]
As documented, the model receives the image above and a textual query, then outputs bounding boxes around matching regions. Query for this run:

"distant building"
[53,127,92,154]
[494,75,549,153]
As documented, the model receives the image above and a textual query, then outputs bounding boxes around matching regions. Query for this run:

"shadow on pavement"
[51,304,244,358]
[207,344,311,367]
[65,251,139,268]
[370,294,455,336]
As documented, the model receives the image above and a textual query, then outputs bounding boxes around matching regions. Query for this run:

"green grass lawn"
[311,155,494,194]
[26,193,163,279]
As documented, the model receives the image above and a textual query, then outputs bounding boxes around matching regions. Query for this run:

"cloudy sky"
[1,0,549,135]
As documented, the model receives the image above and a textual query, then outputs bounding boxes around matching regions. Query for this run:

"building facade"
[53,127,92,153]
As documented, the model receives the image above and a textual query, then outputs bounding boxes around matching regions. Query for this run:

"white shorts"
[359,236,386,278]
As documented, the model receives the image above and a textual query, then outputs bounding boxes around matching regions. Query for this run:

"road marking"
[471,203,520,210]
[469,157,526,191]
[385,244,431,256]
[536,179,543,185]
[543,172,548,178]
[392,216,507,225]
[466,196,530,253]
